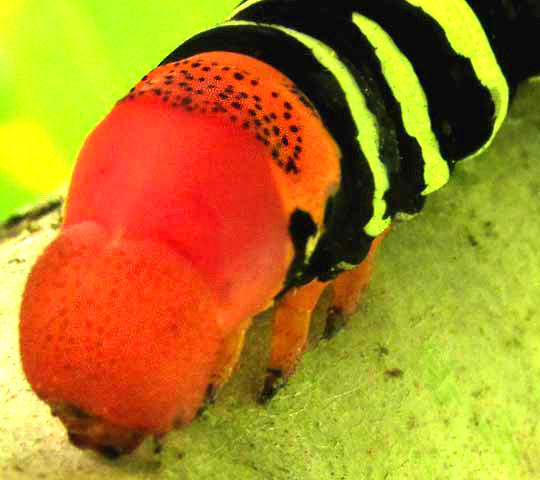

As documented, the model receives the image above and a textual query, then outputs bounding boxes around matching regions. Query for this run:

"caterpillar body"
[19,0,540,457]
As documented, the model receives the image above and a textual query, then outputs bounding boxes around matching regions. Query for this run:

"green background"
[0,0,236,223]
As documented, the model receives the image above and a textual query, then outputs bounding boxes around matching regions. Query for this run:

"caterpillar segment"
[205,319,250,405]
[260,226,389,403]
[18,0,540,457]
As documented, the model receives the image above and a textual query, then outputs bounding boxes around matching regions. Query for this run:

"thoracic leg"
[324,228,390,338]
[204,322,250,406]
[259,279,328,403]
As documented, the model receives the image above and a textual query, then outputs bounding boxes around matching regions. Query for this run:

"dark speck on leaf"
[384,368,404,379]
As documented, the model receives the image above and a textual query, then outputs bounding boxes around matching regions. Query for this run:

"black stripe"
[232,1,427,216]
[234,0,496,166]
[465,0,540,93]
[159,25,376,284]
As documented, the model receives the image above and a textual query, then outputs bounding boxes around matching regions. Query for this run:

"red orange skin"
[19,52,340,455]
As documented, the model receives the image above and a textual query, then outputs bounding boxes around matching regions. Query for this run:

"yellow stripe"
[352,13,449,195]
[405,0,509,160]
[227,0,264,19]
[222,20,391,237]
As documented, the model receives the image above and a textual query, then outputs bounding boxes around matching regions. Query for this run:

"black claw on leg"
[152,436,163,455]
[323,306,346,339]
[196,383,218,417]
[257,368,286,404]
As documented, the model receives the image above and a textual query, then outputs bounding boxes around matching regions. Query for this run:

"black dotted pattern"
[119,56,320,176]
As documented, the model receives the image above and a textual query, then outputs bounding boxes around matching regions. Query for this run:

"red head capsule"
[19,51,340,456]
[20,221,222,453]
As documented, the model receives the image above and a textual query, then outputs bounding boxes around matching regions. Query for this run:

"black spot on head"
[250,79,259,86]
[285,159,299,174]
[234,72,244,80]
[273,126,280,136]
[290,125,298,133]
[282,136,289,146]
[231,102,242,110]
[271,91,279,98]
[284,101,293,110]
[191,62,201,68]
[202,66,211,72]
[284,112,291,120]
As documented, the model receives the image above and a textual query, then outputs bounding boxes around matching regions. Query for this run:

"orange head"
[18,51,338,457]
[19,221,222,456]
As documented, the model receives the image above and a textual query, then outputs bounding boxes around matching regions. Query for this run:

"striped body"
[159,0,540,287]
[19,0,540,456]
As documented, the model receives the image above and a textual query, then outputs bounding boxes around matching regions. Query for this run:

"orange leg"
[201,322,250,411]
[259,279,328,403]
[324,228,390,338]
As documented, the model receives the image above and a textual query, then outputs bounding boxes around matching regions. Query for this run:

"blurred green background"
[0,0,237,223]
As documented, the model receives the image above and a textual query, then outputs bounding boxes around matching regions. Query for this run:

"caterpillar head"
[19,221,222,456]
[18,51,330,457]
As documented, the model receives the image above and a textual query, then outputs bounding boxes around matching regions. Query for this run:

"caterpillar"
[19,0,540,457]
